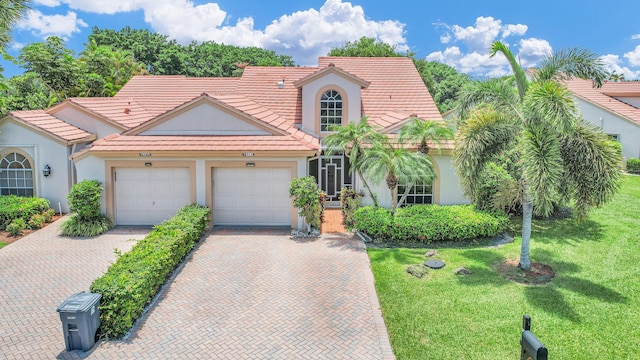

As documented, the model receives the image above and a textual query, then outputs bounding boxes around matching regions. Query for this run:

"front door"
[309,153,352,207]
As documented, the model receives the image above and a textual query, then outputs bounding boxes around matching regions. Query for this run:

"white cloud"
[22,0,407,66]
[631,34,640,40]
[601,54,640,80]
[33,0,61,6]
[428,16,550,77]
[624,45,640,67]
[17,10,87,39]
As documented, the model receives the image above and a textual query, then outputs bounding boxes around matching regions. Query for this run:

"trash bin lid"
[57,292,102,313]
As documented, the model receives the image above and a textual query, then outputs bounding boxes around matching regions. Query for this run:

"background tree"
[0,72,52,113]
[328,36,411,57]
[414,59,471,113]
[453,42,622,270]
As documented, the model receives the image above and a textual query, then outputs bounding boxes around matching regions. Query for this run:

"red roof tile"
[4,110,96,144]
[565,78,640,126]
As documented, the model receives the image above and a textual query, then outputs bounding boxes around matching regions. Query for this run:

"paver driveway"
[92,228,394,359]
[0,219,149,360]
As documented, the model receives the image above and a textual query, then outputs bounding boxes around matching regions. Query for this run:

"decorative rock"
[406,265,429,279]
[454,266,472,275]
[424,259,445,269]
[424,250,439,257]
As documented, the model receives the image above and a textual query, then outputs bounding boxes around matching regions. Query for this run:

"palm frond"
[559,121,623,221]
[523,80,578,133]
[535,47,607,88]
[458,77,521,121]
[490,41,528,99]
[453,108,519,198]
[521,123,563,217]
[398,117,454,154]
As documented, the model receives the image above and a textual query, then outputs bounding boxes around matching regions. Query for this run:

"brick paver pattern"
[0,219,148,360]
[321,208,348,234]
[93,228,394,359]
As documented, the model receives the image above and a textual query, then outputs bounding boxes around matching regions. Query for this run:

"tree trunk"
[390,185,399,213]
[520,189,533,271]
[357,170,379,207]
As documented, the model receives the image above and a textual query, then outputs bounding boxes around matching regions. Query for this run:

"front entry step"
[321,209,347,234]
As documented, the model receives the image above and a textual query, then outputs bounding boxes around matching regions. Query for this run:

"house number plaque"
[242,152,254,157]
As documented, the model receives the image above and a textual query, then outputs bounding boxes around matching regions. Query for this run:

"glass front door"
[308,153,352,206]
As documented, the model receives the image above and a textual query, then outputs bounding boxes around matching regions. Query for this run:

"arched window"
[320,90,343,131]
[0,153,34,196]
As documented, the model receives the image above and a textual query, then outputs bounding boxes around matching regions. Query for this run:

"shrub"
[43,208,55,223]
[289,176,324,232]
[353,204,508,244]
[7,218,27,236]
[62,180,113,237]
[627,158,640,174]
[340,187,363,229]
[0,195,50,230]
[90,204,210,339]
[28,213,45,229]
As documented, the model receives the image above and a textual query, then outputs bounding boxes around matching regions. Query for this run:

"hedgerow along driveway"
[0,217,148,359]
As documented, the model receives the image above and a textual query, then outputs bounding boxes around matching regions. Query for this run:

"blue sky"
[4,0,640,79]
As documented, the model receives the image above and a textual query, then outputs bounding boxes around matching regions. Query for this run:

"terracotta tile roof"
[4,110,96,144]
[55,97,154,129]
[601,81,640,96]
[318,57,443,125]
[81,134,319,154]
[564,78,640,126]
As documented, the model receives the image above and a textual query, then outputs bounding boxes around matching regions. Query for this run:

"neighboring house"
[564,78,640,161]
[0,57,467,228]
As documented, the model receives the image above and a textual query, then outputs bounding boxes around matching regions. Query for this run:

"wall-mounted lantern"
[43,164,51,177]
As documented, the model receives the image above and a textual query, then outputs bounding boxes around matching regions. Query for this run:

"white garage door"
[115,168,191,225]
[214,168,291,226]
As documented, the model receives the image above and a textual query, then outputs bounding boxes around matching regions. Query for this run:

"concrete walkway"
[0,218,149,360]
[1,224,394,359]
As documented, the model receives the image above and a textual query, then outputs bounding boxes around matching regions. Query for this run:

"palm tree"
[357,138,436,212]
[398,117,454,154]
[324,116,386,207]
[0,0,29,49]
[453,41,622,270]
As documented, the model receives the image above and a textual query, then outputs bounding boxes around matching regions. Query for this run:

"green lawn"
[0,242,5,249]
[369,175,640,359]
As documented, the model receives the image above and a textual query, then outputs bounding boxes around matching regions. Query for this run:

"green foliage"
[43,208,55,223]
[0,0,29,49]
[627,158,640,174]
[6,218,26,236]
[0,72,53,113]
[62,180,113,237]
[339,187,363,229]
[90,204,210,339]
[0,195,50,230]
[353,205,508,244]
[28,213,45,229]
[328,36,412,57]
[66,180,104,222]
[414,59,472,113]
[60,215,113,237]
[289,177,323,231]
[474,162,514,211]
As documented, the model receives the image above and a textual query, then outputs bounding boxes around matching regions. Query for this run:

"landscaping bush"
[339,187,363,229]
[353,204,508,244]
[43,208,55,223]
[28,213,45,229]
[61,180,113,237]
[289,176,324,232]
[0,195,50,230]
[90,204,210,339]
[627,158,640,174]
[6,218,27,236]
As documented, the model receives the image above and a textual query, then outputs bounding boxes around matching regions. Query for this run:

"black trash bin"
[57,292,102,351]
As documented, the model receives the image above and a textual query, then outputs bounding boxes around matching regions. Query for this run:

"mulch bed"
[0,215,64,247]
[496,259,556,285]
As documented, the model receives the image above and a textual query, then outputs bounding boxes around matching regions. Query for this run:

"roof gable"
[293,63,370,89]
[126,94,288,136]
[1,110,96,144]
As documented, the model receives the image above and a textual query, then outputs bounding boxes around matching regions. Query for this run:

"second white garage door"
[115,167,191,225]
[213,168,291,226]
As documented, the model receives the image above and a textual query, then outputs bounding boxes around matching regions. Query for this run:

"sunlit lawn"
[369,175,640,359]
[0,242,5,249]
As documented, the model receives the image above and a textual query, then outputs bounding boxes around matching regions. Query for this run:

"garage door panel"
[115,168,191,225]
[213,167,291,226]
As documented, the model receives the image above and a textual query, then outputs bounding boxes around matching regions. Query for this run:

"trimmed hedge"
[90,204,210,339]
[353,204,508,244]
[627,158,640,174]
[0,195,50,230]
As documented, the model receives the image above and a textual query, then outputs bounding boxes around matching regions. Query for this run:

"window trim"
[314,85,349,137]
[0,150,35,197]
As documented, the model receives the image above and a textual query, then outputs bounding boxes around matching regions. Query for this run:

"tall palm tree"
[357,138,436,212]
[0,0,29,49]
[398,117,454,154]
[453,41,622,270]
[324,116,386,207]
